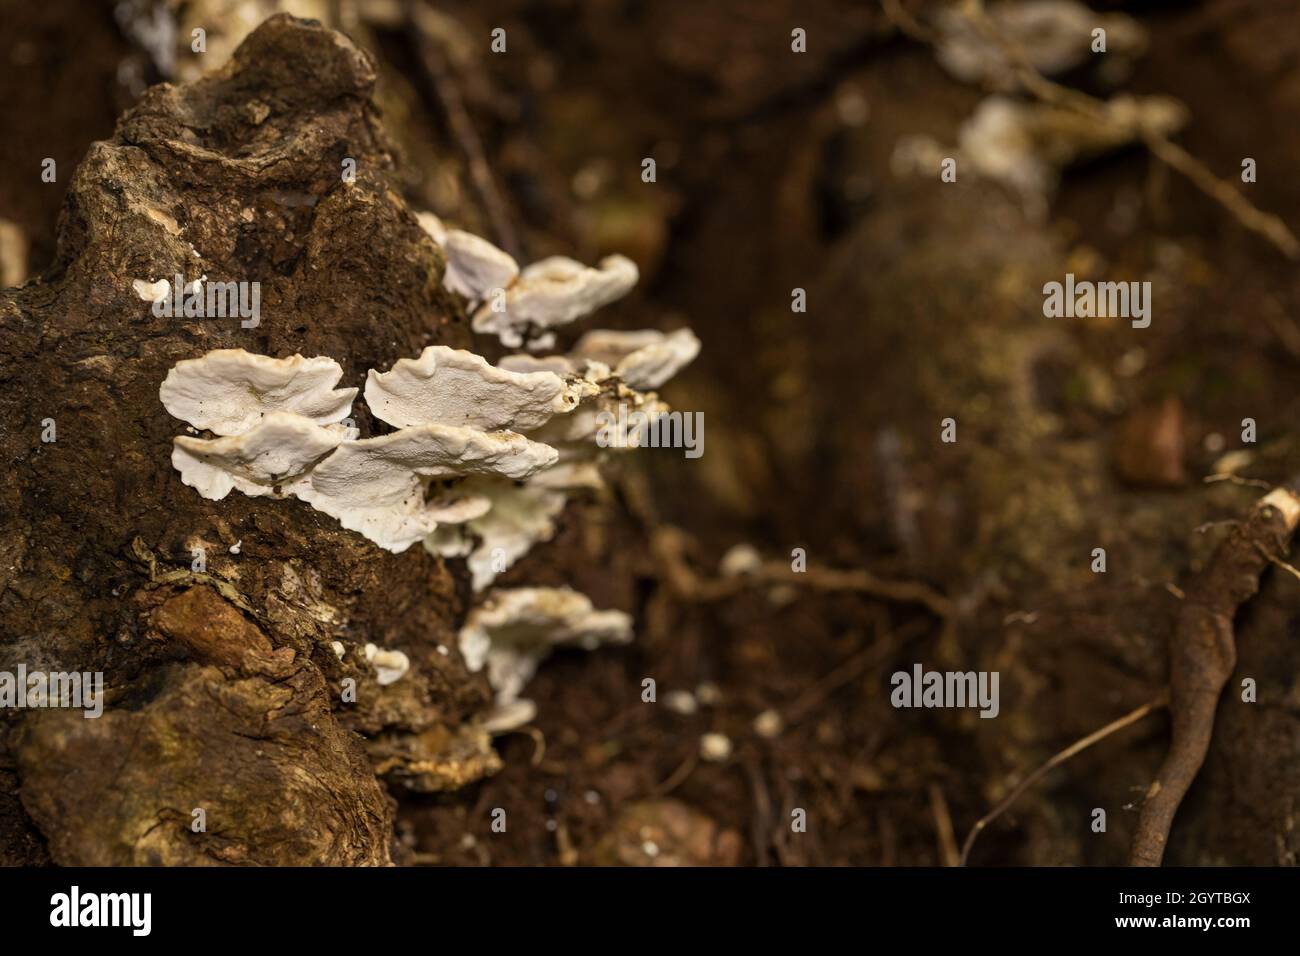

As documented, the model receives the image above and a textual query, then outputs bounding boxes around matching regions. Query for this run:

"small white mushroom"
[472,255,639,348]
[719,543,763,578]
[458,587,633,703]
[170,411,346,501]
[569,327,700,390]
[699,732,733,762]
[160,349,357,435]
[364,642,410,685]
[305,424,557,552]
[134,275,204,303]
[664,690,699,715]
[364,346,575,433]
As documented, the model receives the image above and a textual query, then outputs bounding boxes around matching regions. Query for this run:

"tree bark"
[0,15,497,866]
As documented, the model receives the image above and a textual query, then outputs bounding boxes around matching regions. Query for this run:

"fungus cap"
[160,349,357,435]
[472,254,639,347]
[364,346,573,433]
[416,212,520,301]
[570,327,700,390]
[442,230,519,301]
[458,587,633,703]
[305,424,557,552]
[424,478,568,591]
[171,411,347,500]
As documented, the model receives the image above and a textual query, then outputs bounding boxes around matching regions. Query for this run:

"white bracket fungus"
[417,215,643,348]
[528,380,671,450]
[159,216,697,722]
[304,425,557,552]
[415,210,447,245]
[425,477,568,591]
[171,411,347,501]
[160,348,559,553]
[364,346,576,433]
[499,326,699,394]
[157,241,692,711]
[569,327,700,391]
[526,459,606,492]
[432,329,695,597]
[496,353,578,377]
[458,587,633,704]
[471,255,639,348]
[442,230,520,302]
[423,490,493,525]
[159,323,685,569]
[416,211,520,303]
[444,346,684,590]
[160,348,357,435]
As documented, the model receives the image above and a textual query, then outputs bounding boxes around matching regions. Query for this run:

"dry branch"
[1130,484,1300,865]
[960,693,1167,866]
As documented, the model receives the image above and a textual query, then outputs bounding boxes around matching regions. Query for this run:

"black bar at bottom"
[0,865,1282,942]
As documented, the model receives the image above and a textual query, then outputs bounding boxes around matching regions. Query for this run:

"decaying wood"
[0,15,497,865]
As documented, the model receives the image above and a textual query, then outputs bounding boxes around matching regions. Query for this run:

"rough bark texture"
[0,15,496,866]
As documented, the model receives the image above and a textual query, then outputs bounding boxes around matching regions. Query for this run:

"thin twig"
[742,753,774,867]
[783,619,927,726]
[650,751,698,796]
[651,526,954,627]
[881,0,935,43]
[1268,554,1300,584]
[406,4,521,258]
[1204,473,1272,490]
[960,692,1168,866]
[1142,136,1300,260]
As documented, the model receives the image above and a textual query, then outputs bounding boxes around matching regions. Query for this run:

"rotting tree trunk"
[0,15,500,865]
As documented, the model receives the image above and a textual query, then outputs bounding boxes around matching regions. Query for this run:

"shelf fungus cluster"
[160,224,698,726]
[417,212,642,352]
